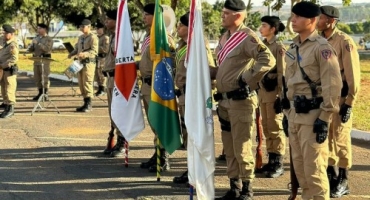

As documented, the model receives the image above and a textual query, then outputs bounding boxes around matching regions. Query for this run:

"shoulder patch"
[321,49,332,60]
[345,44,353,52]
[279,48,285,56]
[250,37,258,43]
[257,44,267,52]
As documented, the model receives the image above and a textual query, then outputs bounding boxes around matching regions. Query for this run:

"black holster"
[261,74,277,92]
[9,65,18,75]
[293,95,323,114]
[341,81,349,97]
[143,76,152,86]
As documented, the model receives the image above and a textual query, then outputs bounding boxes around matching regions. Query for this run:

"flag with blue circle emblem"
[148,0,181,154]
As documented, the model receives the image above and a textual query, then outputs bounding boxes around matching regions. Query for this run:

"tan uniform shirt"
[174,39,215,105]
[69,32,98,60]
[325,28,361,106]
[104,33,115,72]
[98,34,109,56]
[139,34,176,96]
[215,25,276,93]
[0,38,18,69]
[285,31,341,123]
[28,35,53,65]
[259,36,286,103]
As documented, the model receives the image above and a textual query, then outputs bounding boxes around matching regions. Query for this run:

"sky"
[205,0,370,6]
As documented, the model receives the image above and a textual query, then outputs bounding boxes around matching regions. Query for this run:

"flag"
[148,0,182,154]
[185,0,215,198]
[111,0,145,141]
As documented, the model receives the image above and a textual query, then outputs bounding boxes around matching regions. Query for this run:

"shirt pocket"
[298,58,318,82]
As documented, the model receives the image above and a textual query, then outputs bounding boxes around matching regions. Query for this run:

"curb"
[19,70,370,141]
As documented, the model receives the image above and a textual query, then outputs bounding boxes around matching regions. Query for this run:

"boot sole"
[330,190,350,198]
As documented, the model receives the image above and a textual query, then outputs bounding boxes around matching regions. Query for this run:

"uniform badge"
[250,37,258,43]
[285,51,295,60]
[321,49,332,60]
[345,44,353,52]
[257,44,267,52]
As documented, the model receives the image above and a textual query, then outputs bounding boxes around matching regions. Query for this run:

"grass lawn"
[17,52,370,131]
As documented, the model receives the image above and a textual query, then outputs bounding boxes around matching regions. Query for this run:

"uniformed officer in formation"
[213,0,276,199]
[138,3,175,173]
[28,23,53,101]
[68,19,98,112]
[284,2,342,199]
[317,6,361,198]
[0,25,19,118]
[94,22,109,97]
[101,10,127,157]
[257,16,286,178]
[172,12,217,185]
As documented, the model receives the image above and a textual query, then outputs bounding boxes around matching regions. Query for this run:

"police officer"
[317,6,361,198]
[28,23,53,101]
[138,3,175,172]
[172,12,217,184]
[213,0,276,199]
[101,10,127,157]
[0,25,19,118]
[285,2,342,199]
[68,19,98,112]
[257,16,286,178]
[94,22,109,97]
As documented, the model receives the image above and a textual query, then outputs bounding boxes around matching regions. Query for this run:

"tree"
[202,2,222,40]
[349,23,363,34]
[337,22,353,34]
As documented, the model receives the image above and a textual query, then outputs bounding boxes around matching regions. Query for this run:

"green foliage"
[245,12,261,31]
[363,33,370,42]
[348,23,363,34]
[202,2,222,40]
[337,22,353,34]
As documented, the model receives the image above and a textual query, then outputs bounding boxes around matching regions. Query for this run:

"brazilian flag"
[148,0,181,154]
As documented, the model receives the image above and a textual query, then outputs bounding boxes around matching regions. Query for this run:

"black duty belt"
[175,85,186,97]
[293,96,323,114]
[142,76,152,86]
[98,53,106,58]
[103,70,115,77]
[213,87,256,101]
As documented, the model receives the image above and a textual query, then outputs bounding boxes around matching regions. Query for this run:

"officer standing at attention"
[68,19,98,112]
[172,12,217,185]
[257,16,286,178]
[285,2,342,199]
[101,10,127,158]
[0,25,19,118]
[138,3,175,173]
[28,23,53,101]
[94,22,109,97]
[317,6,361,198]
[213,0,276,199]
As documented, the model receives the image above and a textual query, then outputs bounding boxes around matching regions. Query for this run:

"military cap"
[2,24,15,33]
[81,19,92,26]
[224,0,246,12]
[320,6,340,18]
[292,2,321,18]
[37,23,48,29]
[180,12,189,27]
[96,21,104,29]
[143,3,163,15]
[106,9,117,20]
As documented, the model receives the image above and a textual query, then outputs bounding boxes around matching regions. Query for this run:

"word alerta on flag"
[148,0,181,155]
[185,0,215,198]
[111,0,145,142]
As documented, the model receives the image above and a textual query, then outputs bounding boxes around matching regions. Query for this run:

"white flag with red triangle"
[111,0,145,141]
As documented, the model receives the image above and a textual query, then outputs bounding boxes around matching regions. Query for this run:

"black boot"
[140,151,156,169]
[32,88,43,100]
[148,149,170,172]
[173,170,189,184]
[76,97,92,112]
[215,178,241,200]
[238,180,253,200]
[327,165,338,191]
[103,127,115,155]
[95,86,106,96]
[0,103,5,109]
[257,152,275,173]
[266,154,284,178]
[0,105,14,118]
[331,168,350,198]
[217,153,226,161]
[110,136,126,157]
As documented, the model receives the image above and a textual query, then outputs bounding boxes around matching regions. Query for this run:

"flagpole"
[156,138,161,181]
[124,141,129,168]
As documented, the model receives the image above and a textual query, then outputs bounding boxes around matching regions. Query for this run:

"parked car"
[365,42,370,50]
[52,39,65,49]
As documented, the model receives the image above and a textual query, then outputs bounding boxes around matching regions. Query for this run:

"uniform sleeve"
[69,41,78,56]
[317,44,342,122]
[84,35,98,58]
[2,43,18,68]
[276,44,286,98]
[242,35,276,90]
[341,39,361,106]
[39,37,53,52]
[99,36,110,54]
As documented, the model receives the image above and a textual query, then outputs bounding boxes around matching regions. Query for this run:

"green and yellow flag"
[148,0,181,154]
